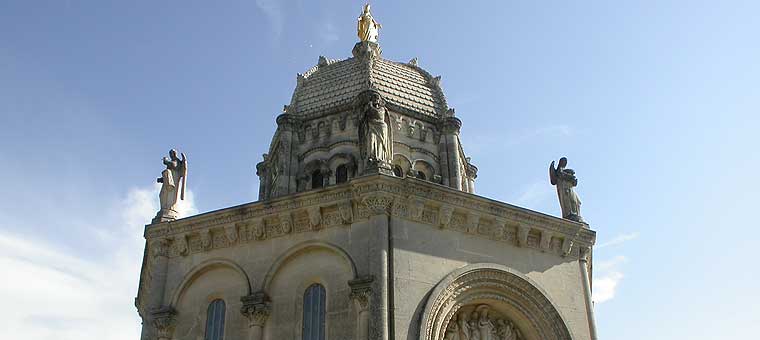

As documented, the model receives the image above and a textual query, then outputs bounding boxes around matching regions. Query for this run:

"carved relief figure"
[358,91,393,169]
[444,305,524,340]
[549,157,584,223]
[155,149,187,222]
[476,305,496,340]
[357,3,382,42]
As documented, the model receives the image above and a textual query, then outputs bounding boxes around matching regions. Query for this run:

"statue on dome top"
[357,3,381,43]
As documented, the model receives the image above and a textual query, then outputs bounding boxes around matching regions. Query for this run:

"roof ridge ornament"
[357,3,381,43]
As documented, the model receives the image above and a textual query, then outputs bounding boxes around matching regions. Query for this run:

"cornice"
[144,175,595,259]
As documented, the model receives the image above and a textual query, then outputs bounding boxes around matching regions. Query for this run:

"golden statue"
[357,3,381,42]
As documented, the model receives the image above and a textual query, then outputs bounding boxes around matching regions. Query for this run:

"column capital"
[349,276,374,312]
[150,306,177,340]
[360,193,395,216]
[241,292,272,327]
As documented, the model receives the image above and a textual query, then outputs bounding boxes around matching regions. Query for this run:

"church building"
[135,5,598,340]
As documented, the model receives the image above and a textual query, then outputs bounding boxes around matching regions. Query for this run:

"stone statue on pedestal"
[358,90,393,173]
[357,3,381,42]
[154,149,187,223]
[549,157,584,223]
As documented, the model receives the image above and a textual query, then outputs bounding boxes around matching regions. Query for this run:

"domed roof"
[288,44,449,118]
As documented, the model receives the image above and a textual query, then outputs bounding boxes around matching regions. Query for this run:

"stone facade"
[136,15,597,340]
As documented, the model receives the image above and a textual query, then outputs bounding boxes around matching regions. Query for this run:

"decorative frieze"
[145,176,594,259]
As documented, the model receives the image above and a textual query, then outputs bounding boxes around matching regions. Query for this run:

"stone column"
[241,292,272,340]
[150,306,177,340]
[439,117,463,191]
[360,193,394,340]
[145,238,171,339]
[579,247,598,340]
[349,276,374,340]
[276,113,298,196]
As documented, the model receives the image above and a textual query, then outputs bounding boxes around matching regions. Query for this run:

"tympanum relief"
[444,305,523,340]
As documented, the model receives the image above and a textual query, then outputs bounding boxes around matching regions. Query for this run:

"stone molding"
[144,175,594,259]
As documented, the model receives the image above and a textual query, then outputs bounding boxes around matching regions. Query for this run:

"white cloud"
[592,256,627,304]
[0,185,196,340]
[596,232,640,249]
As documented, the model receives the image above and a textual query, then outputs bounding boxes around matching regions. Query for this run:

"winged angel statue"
[549,157,584,223]
[154,149,187,222]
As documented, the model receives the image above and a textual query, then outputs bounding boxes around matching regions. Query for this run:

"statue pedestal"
[152,209,179,224]
[363,159,393,177]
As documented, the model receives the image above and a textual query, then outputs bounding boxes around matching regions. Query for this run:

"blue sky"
[0,1,757,339]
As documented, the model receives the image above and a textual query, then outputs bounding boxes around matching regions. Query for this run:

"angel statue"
[153,149,188,223]
[357,3,381,42]
[357,90,393,172]
[549,157,584,223]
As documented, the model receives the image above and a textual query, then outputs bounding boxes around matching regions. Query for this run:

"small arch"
[392,154,413,176]
[169,258,252,308]
[261,240,358,292]
[393,165,404,177]
[335,164,349,184]
[413,160,435,181]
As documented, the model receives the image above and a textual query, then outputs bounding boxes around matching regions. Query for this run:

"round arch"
[419,263,573,340]
[261,240,358,292]
[169,258,252,308]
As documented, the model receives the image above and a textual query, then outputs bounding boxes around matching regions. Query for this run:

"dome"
[287,43,449,118]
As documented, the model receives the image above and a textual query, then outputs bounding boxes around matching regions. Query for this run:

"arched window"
[335,164,349,184]
[393,165,403,177]
[311,170,324,189]
[416,171,427,180]
[303,284,326,340]
[205,299,226,340]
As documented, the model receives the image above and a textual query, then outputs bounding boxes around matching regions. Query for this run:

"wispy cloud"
[512,180,555,211]
[0,185,196,340]
[256,0,284,39]
[592,255,627,304]
[597,232,640,249]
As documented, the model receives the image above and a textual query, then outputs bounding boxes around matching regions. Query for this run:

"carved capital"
[493,219,507,239]
[349,276,374,312]
[438,205,454,229]
[241,292,272,328]
[150,306,177,340]
[439,116,462,134]
[517,224,530,247]
[360,194,394,216]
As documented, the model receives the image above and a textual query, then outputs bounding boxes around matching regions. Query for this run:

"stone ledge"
[144,174,595,259]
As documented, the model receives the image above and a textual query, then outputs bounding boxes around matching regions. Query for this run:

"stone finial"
[408,57,418,66]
